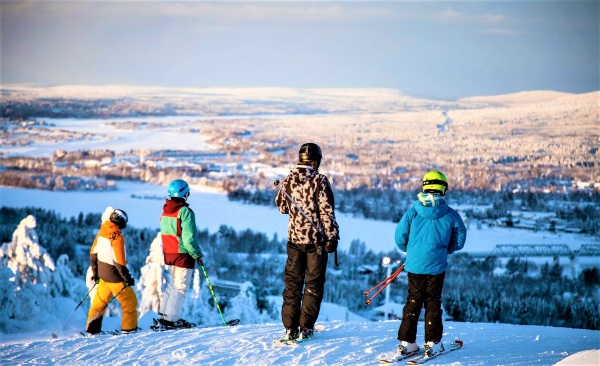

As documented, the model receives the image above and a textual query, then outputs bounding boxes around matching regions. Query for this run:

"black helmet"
[110,209,128,229]
[298,143,322,166]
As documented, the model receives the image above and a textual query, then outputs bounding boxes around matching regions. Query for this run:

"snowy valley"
[1,85,599,365]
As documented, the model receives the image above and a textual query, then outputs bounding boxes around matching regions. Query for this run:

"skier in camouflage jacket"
[275,142,340,341]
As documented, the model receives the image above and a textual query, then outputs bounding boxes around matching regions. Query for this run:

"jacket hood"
[291,165,319,184]
[99,220,121,237]
[413,195,450,219]
[163,198,189,214]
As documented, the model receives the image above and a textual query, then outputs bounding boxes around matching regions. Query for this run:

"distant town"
[1,86,599,236]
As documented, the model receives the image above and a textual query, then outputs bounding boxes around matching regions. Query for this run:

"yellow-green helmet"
[422,170,448,195]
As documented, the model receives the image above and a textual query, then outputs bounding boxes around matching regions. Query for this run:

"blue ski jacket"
[395,193,467,275]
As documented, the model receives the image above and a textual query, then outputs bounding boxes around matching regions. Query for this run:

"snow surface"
[1,311,598,366]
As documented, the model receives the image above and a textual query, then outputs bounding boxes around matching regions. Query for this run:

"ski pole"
[364,264,404,297]
[85,284,128,330]
[61,282,97,328]
[365,263,404,305]
[198,259,228,327]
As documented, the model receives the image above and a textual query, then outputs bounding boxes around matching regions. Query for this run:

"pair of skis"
[150,318,240,332]
[76,318,240,338]
[379,340,463,364]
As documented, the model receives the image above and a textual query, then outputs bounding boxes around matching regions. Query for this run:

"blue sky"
[2,1,598,99]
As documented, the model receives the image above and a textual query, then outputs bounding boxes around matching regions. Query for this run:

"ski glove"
[91,276,100,284]
[324,239,338,253]
[196,257,204,267]
[125,277,135,287]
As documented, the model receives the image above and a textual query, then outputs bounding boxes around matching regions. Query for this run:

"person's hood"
[163,198,189,214]
[413,192,449,219]
[101,206,114,223]
[290,164,319,184]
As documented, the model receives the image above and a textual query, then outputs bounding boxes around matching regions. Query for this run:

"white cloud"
[483,28,518,36]
[435,9,508,25]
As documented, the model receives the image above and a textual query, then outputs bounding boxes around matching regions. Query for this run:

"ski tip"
[273,339,298,347]
[226,319,240,326]
[452,339,464,348]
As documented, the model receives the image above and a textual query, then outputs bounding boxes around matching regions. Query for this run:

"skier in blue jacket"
[394,170,467,359]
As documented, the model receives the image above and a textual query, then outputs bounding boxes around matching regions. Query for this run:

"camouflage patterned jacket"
[275,165,340,244]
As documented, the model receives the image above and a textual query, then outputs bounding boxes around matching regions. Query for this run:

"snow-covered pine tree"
[51,254,88,306]
[0,215,60,332]
[1,215,55,285]
[181,268,218,325]
[226,281,271,324]
[137,233,170,316]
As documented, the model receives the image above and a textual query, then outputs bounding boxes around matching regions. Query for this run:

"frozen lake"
[2,180,599,259]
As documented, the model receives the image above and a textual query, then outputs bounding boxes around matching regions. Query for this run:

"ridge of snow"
[458,90,573,105]
[0,319,597,365]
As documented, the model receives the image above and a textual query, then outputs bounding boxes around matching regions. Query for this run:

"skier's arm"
[112,235,134,284]
[448,211,467,254]
[275,179,290,214]
[394,210,414,252]
[317,176,339,240]
[180,207,203,259]
[89,237,99,280]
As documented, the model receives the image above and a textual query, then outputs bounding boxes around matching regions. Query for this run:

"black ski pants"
[397,272,445,344]
[281,241,328,330]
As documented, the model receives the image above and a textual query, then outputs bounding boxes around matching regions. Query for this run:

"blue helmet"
[167,179,190,200]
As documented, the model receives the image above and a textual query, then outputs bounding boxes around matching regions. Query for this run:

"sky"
[1,1,599,99]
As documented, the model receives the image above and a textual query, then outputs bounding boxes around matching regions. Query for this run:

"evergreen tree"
[137,233,169,316]
[1,215,56,286]
[0,215,60,332]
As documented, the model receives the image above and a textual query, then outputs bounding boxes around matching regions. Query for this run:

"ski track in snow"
[1,321,598,365]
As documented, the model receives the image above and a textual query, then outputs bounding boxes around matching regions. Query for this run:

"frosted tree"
[0,267,18,332]
[0,215,55,286]
[0,215,59,333]
[51,254,87,304]
[137,233,170,316]
[226,282,269,324]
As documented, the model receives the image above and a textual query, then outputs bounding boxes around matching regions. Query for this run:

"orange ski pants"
[86,280,138,333]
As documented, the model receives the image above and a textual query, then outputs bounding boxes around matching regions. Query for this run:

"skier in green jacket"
[157,179,203,329]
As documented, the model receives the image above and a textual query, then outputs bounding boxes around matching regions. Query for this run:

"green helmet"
[422,170,448,195]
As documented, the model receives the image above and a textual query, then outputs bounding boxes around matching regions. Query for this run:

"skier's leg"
[282,242,307,330]
[160,266,193,322]
[397,273,426,343]
[86,280,112,334]
[423,272,445,343]
[299,245,328,329]
[113,283,138,332]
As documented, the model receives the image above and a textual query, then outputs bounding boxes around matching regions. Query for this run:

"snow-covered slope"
[1,319,598,365]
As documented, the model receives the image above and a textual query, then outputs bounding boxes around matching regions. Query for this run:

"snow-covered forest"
[1,206,598,336]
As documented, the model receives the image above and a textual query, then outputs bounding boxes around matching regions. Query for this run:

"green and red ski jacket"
[160,199,203,269]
